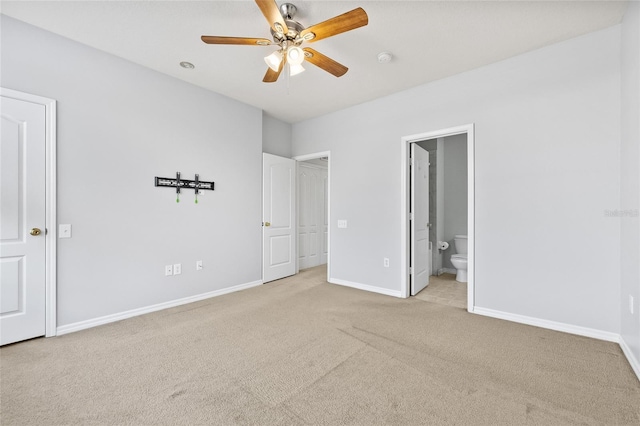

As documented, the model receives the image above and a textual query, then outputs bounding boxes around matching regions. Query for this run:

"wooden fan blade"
[255,0,289,35]
[300,7,368,43]
[303,48,348,77]
[201,36,272,46]
[263,61,284,83]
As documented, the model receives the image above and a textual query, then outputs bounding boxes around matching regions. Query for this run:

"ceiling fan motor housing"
[271,18,305,43]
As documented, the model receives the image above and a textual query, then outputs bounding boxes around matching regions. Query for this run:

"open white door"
[410,144,430,296]
[1,95,47,345]
[263,153,296,283]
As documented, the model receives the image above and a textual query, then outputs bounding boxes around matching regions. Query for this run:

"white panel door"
[411,144,430,296]
[297,163,328,270]
[321,171,328,265]
[1,96,47,345]
[263,153,296,283]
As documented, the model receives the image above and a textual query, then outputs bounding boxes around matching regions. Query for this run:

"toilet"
[450,235,468,283]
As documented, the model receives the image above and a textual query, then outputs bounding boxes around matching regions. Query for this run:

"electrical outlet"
[165,265,173,276]
[383,258,390,268]
[196,260,203,271]
[173,263,182,275]
[338,220,348,229]
[630,295,635,315]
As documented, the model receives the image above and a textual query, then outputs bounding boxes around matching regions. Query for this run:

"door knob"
[264,222,271,227]
[30,228,42,236]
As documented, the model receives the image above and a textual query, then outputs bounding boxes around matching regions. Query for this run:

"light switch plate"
[337,220,348,229]
[59,224,72,238]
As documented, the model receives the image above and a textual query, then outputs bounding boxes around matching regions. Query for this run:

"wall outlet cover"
[173,263,182,275]
[165,265,173,276]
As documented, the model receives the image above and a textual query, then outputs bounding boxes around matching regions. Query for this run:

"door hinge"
[409,212,414,220]
[409,267,413,275]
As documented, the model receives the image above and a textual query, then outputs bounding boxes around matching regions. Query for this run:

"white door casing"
[298,163,328,270]
[410,144,430,296]
[1,92,53,345]
[401,124,474,309]
[262,153,296,283]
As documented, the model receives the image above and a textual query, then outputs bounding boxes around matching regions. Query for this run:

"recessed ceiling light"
[180,61,195,69]
[377,52,393,63]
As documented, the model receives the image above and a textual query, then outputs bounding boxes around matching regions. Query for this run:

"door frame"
[293,151,331,282]
[1,88,57,337]
[400,124,475,311]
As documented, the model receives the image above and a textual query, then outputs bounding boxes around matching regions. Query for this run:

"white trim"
[619,336,640,382]
[440,268,457,275]
[473,307,620,343]
[400,124,475,312]
[57,279,263,336]
[293,151,331,283]
[1,88,57,338]
[329,278,403,298]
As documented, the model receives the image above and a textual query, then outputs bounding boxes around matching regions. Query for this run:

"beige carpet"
[1,265,639,425]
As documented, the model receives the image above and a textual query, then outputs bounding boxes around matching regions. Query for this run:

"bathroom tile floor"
[414,273,467,309]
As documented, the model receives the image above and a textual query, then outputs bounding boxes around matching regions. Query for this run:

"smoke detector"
[377,52,393,63]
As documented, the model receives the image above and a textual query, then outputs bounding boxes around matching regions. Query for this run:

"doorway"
[400,124,475,311]
[293,152,330,281]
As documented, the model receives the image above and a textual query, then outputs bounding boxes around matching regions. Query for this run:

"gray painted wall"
[620,1,640,372]
[292,26,621,334]
[442,134,467,270]
[262,112,292,158]
[1,16,263,327]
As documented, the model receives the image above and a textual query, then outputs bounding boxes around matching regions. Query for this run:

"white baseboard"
[472,306,620,343]
[329,278,403,298]
[619,336,640,382]
[57,279,263,336]
[438,268,457,275]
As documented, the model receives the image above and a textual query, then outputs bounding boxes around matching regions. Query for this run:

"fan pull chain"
[286,63,291,95]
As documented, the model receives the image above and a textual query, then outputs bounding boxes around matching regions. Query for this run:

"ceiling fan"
[201,0,368,83]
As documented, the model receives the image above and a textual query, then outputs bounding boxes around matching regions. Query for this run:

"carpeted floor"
[1,265,639,425]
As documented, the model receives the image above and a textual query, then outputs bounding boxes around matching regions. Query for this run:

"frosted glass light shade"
[286,46,304,66]
[264,50,283,72]
[289,63,305,76]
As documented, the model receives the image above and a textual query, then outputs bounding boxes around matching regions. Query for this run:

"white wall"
[1,16,263,327]
[292,26,621,334]
[442,134,467,269]
[620,1,640,373]
[262,112,292,158]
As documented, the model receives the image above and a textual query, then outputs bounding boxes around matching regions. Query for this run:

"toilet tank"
[454,235,467,254]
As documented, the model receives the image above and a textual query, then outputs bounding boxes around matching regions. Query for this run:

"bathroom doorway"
[400,124,475,311]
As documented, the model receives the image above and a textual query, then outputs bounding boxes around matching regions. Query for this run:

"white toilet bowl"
[451,235,468,283]
[450,254,468,283]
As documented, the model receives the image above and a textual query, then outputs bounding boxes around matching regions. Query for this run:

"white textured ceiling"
[0,1,629,123]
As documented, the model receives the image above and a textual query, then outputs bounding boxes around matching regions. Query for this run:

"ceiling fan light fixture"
[264,50,283,72]
[289,63,305,76]
[286,46,305,66]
